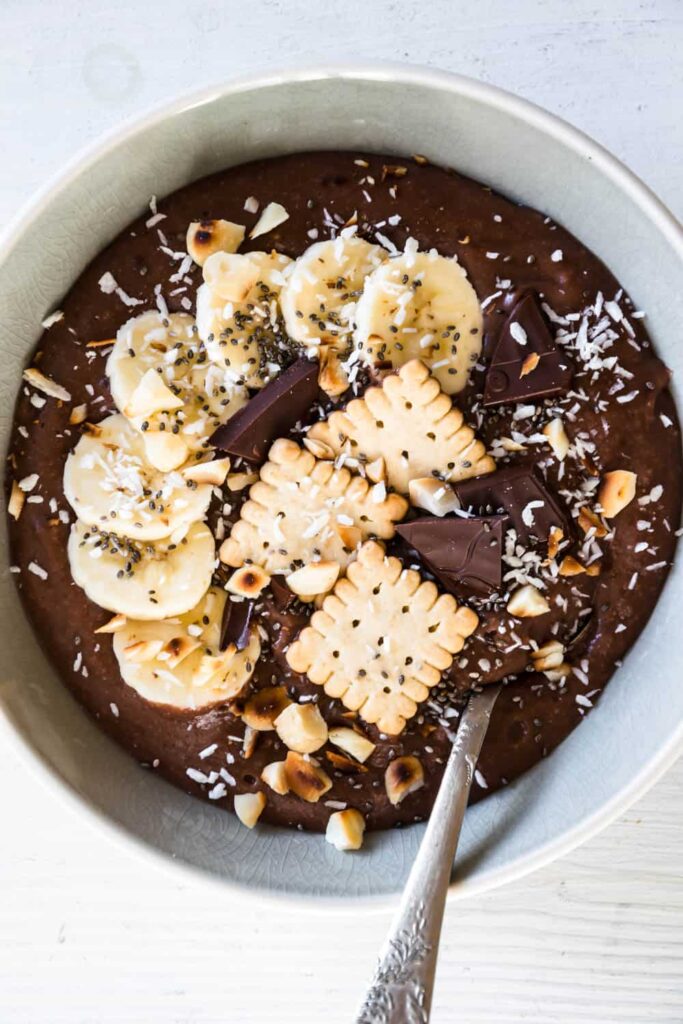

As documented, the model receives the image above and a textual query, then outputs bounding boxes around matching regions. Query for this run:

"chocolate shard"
[219,598,254,652]
[397,514,506,597]
[211,358,319,463]
[453,464,571,544]
[269,573,296,612]
[483,292,573,407]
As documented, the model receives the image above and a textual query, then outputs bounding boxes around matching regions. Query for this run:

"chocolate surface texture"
[6,151,681,834]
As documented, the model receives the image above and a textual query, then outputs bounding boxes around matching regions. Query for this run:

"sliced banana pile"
[107,310,248,472]
[112,587,260,710]
[196,251,293,388]
[279,232,388,354]
[353,239,483,394]
[63,414,212,540]
[68,520,215,620]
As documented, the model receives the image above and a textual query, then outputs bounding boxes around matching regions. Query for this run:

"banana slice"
[63,414,212,541]
[279,232,388,353]
[67,520,215,620]
[107,310,248,470]
[112,587,260,710]
[196,251,293,388]
[353,240,483,394]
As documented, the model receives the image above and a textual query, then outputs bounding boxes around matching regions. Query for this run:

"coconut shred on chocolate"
[6,152,681,851]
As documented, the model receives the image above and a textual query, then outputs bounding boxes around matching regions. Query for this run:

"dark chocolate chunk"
[483,292,573,407]
[269,574,296,612]
[397,514,507,596]
[211,359,319,463]
[453,464,571,543]
[219,598,254,652]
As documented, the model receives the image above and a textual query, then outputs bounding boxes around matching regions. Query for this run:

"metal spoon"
[355,683,502,1024]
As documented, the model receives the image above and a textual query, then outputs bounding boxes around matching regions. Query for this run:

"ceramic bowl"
[1,64,681,904]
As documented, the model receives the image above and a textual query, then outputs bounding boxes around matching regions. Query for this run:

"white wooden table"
[2,1,682,1021]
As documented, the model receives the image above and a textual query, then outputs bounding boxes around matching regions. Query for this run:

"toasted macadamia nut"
[8,480,25,520]
[532,640,565,671]
[284,752,332,802]
[286,561,340,599]
[408,477,461,517]
[599,469,637,518]
[543,417,570,461]
[161,634,201,669]
[234,791,266,828]
[558,555,586,577]
[325,808,366,851]
[227,565,271,598]
[186,219,245,266]
[261,760,289,795]
[249,202,289,240]
[578,506,608,538]
[274,703,328,753]
[242,685,291,731]
[328,727,375,764]
[385,755,425,806]
[507,584,550,618]
[182,457,231,486]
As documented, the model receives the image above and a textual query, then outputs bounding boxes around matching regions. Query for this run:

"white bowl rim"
[1,60,681,911]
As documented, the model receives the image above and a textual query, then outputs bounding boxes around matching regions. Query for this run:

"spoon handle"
[355,685,501,1024]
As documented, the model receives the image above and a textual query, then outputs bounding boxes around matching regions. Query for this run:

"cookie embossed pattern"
[6,148,681,856]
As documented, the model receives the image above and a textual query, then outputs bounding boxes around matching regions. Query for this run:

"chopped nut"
[328,726,375,764]
[365,456,386,484]
[143,431,189,473]
[284,752,332,802]
[498,437,526,452]
[234,791,266,828]
[558,555,586,577]
[8,480,25,520]
[161,634,201,669]
[520,352,540,377]
[186,219,245,265]
[578,506,608,539]
[69,404,88,425]
[94,613,127,634]
[124,368,183,419]
[182,457,231,486]
[241,685,291,731]
[261,760,289,795]
[325,750,368,773]
[249,202,289,239]
[242,725,258,759]
[303,437,334,460]
[325,808,366,851]
[85,338,115,349]
[412,154,428,165]
[408,477,461,517]
[381,164,408,180]
[543,417,570,461]
[226,472,258,491]
[507,584,550,618]
[22,367,71,402]
[599,470,637,518]
[318,350,349,398]
[532,640,565,671]
[385,756,424,806]
[286,561,340,598]
[227,565,271,598]
[334,524,362,552]
[547,526,564,560]
[585,561,602,577]
[274,702,328,753]
[122,639,164,663]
